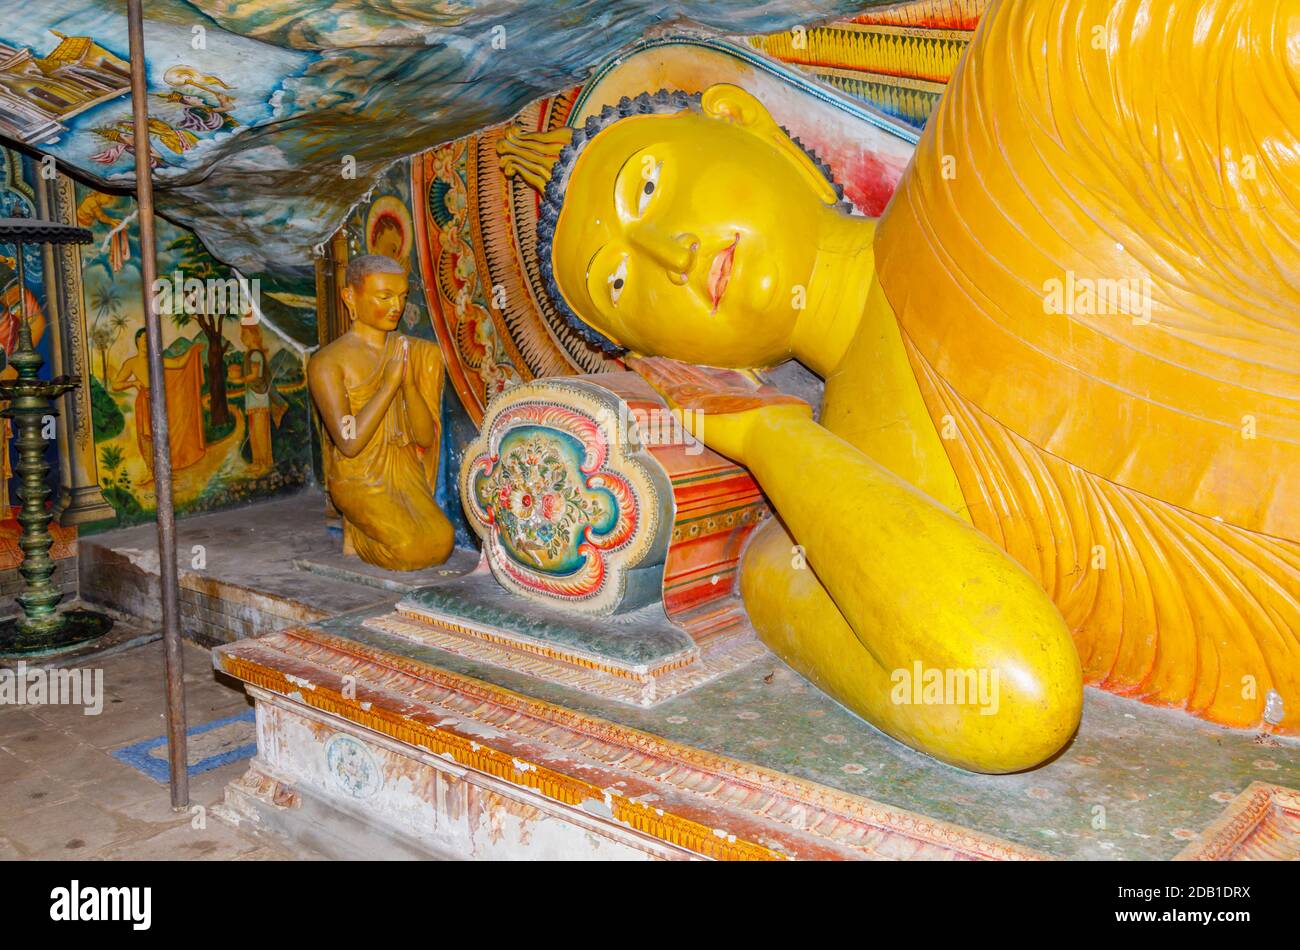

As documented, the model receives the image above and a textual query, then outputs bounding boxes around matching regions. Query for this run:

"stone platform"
[373,568,768,707]
[78,492,1300,860]
[78,490,478,645]
[214,602,1300,861]
[214,623,1044,860]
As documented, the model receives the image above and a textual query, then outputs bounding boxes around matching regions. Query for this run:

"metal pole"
[127,0,188,809]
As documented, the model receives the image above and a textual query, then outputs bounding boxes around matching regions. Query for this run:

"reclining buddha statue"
[497,0,1299,772]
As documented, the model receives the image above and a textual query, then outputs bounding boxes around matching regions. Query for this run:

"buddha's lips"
[708,235,739,314]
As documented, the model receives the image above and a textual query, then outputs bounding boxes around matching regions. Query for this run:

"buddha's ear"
[700,84,774,129]
[701,84,839,206]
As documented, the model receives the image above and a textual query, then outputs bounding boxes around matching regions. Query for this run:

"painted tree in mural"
[89,284,127,384]
[166,230,237,428]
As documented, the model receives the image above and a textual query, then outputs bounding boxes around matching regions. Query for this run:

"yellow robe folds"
[325,334,446,571]
[876,0,1300,731]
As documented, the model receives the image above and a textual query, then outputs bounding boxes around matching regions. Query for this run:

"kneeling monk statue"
[497,0,1299,771]
[308,254,454,570]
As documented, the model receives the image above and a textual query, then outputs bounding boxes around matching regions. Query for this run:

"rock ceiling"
[0,0,871,279]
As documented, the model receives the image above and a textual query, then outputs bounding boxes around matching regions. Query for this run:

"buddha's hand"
[628,356,811,464]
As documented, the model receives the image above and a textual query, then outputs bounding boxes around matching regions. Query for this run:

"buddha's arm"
[308,352,402,459]
[737,406,1075,680]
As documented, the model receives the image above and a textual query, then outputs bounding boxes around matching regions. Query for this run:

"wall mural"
[75,183,312,531]
[0,146,62,513]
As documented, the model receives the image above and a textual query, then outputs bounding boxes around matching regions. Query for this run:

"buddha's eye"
[637,162,662,217]
[608,257,628,307]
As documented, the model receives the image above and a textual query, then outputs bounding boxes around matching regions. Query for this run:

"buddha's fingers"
[630,355,774,404]
[497,150,553,181]
[497,127,571,158]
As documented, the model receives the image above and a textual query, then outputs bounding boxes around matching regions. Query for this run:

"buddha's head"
[501,85,849,368]
[342,253,408,333]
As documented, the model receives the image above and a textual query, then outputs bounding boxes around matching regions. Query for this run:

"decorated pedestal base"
[370,371,774,706]
[213,625,1046,861]
[369,567,768,706]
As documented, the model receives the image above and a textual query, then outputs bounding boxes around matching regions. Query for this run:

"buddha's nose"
[629,225,698,278]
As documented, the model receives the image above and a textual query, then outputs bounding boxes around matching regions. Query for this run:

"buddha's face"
[550,102,832,368]
[343,271,408,332]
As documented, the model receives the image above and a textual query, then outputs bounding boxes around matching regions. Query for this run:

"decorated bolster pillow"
[460,372,769,618]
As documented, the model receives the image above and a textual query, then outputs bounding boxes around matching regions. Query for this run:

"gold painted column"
[38,173,113,526]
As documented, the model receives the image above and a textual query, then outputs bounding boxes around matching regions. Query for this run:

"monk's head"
[342,254,407,332]
[507,85,848,368]
[239,320,264,350]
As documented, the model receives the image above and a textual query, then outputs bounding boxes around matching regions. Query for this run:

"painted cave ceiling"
[0,0,887,282]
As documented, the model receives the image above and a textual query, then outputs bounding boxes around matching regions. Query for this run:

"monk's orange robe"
[324,334,446,570]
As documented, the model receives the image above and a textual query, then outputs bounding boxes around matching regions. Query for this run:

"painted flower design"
[477,433,610,568]
[540,492,562,522]
[511,488,535,518]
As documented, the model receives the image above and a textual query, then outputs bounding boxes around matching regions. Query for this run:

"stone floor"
[0,638,305,860]
[80,489,480,645]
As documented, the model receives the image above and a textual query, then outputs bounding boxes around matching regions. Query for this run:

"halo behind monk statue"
[497,0,1300,773]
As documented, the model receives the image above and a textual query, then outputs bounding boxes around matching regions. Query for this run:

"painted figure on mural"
[111,327,206,481]
[229,321,287,473]
[498,0,1300,772]
[308,254,453,571]
[0,252,46,511]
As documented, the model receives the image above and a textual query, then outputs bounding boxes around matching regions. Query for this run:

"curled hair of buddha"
[530,90,847,356]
